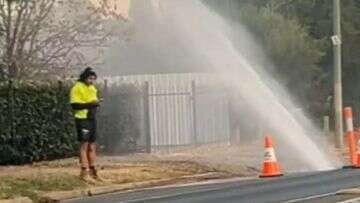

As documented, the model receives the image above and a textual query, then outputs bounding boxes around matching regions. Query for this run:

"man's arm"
[71,102,99,110]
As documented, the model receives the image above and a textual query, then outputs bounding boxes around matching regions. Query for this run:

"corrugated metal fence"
[104,73,230,151]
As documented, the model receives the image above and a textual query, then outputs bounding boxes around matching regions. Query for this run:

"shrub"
[0,80,143,165]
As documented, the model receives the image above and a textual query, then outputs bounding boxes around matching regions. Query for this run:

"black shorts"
[75,119,97,143]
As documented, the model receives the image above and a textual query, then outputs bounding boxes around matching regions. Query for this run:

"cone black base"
[343,165,360,169]
[259,173,283,178]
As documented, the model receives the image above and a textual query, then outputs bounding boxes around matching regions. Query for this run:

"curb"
[0,197,33,203]
[337,197,360,203]
[38,190,88,203]
[38,172,227,203]
[337,188,360,195]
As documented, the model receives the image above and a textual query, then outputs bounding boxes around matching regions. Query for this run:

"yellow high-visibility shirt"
[70,81,98,119]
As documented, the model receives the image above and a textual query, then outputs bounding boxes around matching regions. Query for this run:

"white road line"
[120,188,217,203]
[283,192,337,203]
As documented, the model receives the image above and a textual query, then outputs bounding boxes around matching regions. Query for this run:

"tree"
[0,0,127,80]
[268,0,360,121]
[205,1,328,119]
[206,0,360,124]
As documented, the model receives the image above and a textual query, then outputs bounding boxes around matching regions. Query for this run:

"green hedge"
[0,81,143,165]
[0,81,76,164]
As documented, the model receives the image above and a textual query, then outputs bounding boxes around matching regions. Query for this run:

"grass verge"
[0,161,215,202]
[0,173,86,202]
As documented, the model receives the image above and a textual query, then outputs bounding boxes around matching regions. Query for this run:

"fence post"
[103,79,108,98]
[102,79,110,149]
[143,81,151,153]
[228,94,237,145]
[228,94,244,145]
[323,116,330,135]
[191,80,198,146]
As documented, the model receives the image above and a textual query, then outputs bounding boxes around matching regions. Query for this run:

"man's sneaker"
[90,168,107,182]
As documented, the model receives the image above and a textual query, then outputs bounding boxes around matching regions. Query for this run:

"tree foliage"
[0,0,126,80]
[205,0,360,122]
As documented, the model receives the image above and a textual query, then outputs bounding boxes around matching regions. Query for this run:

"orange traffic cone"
[356,140,360,168]
[259,135,283,178]
[344,107,357,167]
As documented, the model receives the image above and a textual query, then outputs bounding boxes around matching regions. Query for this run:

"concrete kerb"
[337,188,360,195]
[0,197,33,203]
[338,197,360,203]
[38,190,88,203]
[38,172,230,203]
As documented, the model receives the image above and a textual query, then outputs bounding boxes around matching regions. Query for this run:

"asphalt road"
[65,168,360,203]
[299,194,360,203]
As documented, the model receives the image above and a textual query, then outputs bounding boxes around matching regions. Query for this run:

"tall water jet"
[107,0,337,170]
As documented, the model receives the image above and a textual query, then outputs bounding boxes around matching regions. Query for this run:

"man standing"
[70,67,101,181]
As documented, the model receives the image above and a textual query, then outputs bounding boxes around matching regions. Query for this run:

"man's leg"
[79,142,89,178]
[76,119,97,182]
[88,143,103,180]
[88,143,96,168]
[85,119,102,180]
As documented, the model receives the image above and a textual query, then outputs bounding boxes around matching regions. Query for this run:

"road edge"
[38,172,240,203]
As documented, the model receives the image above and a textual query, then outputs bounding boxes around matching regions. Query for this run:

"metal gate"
[147,81,195,148]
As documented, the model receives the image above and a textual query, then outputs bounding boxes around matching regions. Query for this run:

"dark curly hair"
[79,67,97,82]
